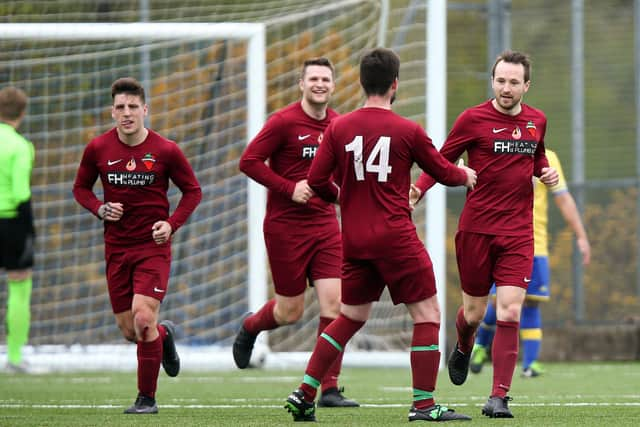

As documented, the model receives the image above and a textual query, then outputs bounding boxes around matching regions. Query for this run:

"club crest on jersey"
[318,133,323,143]
[511,127,522,140]
[302,144,319,159]
[142,153,156,171]
[126,157,136,171]
[526,121,536,137]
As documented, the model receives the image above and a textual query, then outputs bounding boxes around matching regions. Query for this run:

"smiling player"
[235,58,358,408]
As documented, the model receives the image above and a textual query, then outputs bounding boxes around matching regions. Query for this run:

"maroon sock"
[491,320,519,398]
[318,316,342,392]
[410,322,440,409]
[300,314,364,402]
[456,306,477,354]
[137,335,163,398]
[243,299,278,335]
[157,324,167,342]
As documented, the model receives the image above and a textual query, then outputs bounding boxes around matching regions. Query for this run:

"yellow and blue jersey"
[533,149,567,256]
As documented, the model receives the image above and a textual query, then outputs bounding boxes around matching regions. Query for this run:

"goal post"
[0,1,415,371]
[0,24,269,323]
[0,22,270,368]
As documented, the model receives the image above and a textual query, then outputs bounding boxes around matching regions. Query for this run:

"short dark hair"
[0,86,28,121]
[359,48,400,96]
[491,50,531,82]
[111,77,146,103]
[301,57,335,79]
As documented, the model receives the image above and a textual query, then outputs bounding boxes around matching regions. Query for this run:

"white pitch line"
[0,402,639,409]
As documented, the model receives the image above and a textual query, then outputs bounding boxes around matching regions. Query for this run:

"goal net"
[0,1,416,370]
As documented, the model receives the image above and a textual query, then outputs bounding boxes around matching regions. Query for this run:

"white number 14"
[344,135,392,182]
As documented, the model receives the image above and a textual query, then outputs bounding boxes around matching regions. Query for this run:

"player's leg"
[405,296,471,421]
[382,251,470,421]
[448,231,493,386]
[314,277,359,407]
[310,231,358,407]
[233,230,310,369]
[120,247,170,414]
[286,259,373,421]
[470,287,497,374]
[124,294,162,414]
[6,269,32,370]
[482,235,531,418]
[286,303,368,421]
[520,301,543,376]
[2,221,35,373]
[520,257,549,377]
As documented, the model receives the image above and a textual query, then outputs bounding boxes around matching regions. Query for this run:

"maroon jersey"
[239,102,338,231]
[308,107,467,259]
[415,100,549,237]
[73,128,201,246]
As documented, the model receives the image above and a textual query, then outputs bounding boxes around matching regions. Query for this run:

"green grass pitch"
[0,361,638,426]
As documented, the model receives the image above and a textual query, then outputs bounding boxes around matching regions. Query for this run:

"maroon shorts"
[264,225,341,297]
[105,242,172,313]
[341,249,436,306]
[455,230,533,297]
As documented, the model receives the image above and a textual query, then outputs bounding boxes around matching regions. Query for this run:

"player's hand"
[409,184,421,211]
[458,158,477,190]
[98,202,124,222]
[292,179,314,204]
[577,237,591,266]
[540,167,559,186]
[152,221,172,244]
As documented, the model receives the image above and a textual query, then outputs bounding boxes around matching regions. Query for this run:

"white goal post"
[0,3,423,371]
[0,22,269,320]
[0,22,271,370]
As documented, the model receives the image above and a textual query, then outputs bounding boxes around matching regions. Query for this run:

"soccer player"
[411,50,559,418]
[0,87,36,373]
[235,57,358,407]
[284,47,476,422]
[73,77,201,414]
[469,148,591,378]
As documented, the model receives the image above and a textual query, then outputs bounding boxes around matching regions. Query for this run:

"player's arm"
[164,144,202,234]
[72,142,105,219]
[412,113,474,203]
[238,114,297,198]
[553,191,590,265]
[532,118,551,179]
[307,126,339,203]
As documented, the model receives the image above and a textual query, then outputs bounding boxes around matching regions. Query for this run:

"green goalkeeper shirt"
[0,122,34,218]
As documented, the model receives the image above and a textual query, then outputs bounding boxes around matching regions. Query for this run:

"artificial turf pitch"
[0,361,638,426]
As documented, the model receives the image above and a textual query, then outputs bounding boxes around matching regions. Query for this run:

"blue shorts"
[490,256,550,302]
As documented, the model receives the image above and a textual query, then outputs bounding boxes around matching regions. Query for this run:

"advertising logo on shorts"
[142,153,156,171]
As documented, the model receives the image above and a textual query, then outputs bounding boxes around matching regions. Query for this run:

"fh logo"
[302,145,318,159]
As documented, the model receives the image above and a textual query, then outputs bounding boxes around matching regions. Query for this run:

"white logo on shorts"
[153,287,165,293]
[523,277,532,283]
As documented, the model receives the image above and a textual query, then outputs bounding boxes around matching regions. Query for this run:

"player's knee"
[463,305,485,326]
[499,304,521,322]
[7,269,31,282]
[276,303,304,324]
[133,309,156,334]
[323,296,341,316]
[117,324,137,342]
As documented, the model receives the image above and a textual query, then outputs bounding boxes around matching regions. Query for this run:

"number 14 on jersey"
[345,136,393,182]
